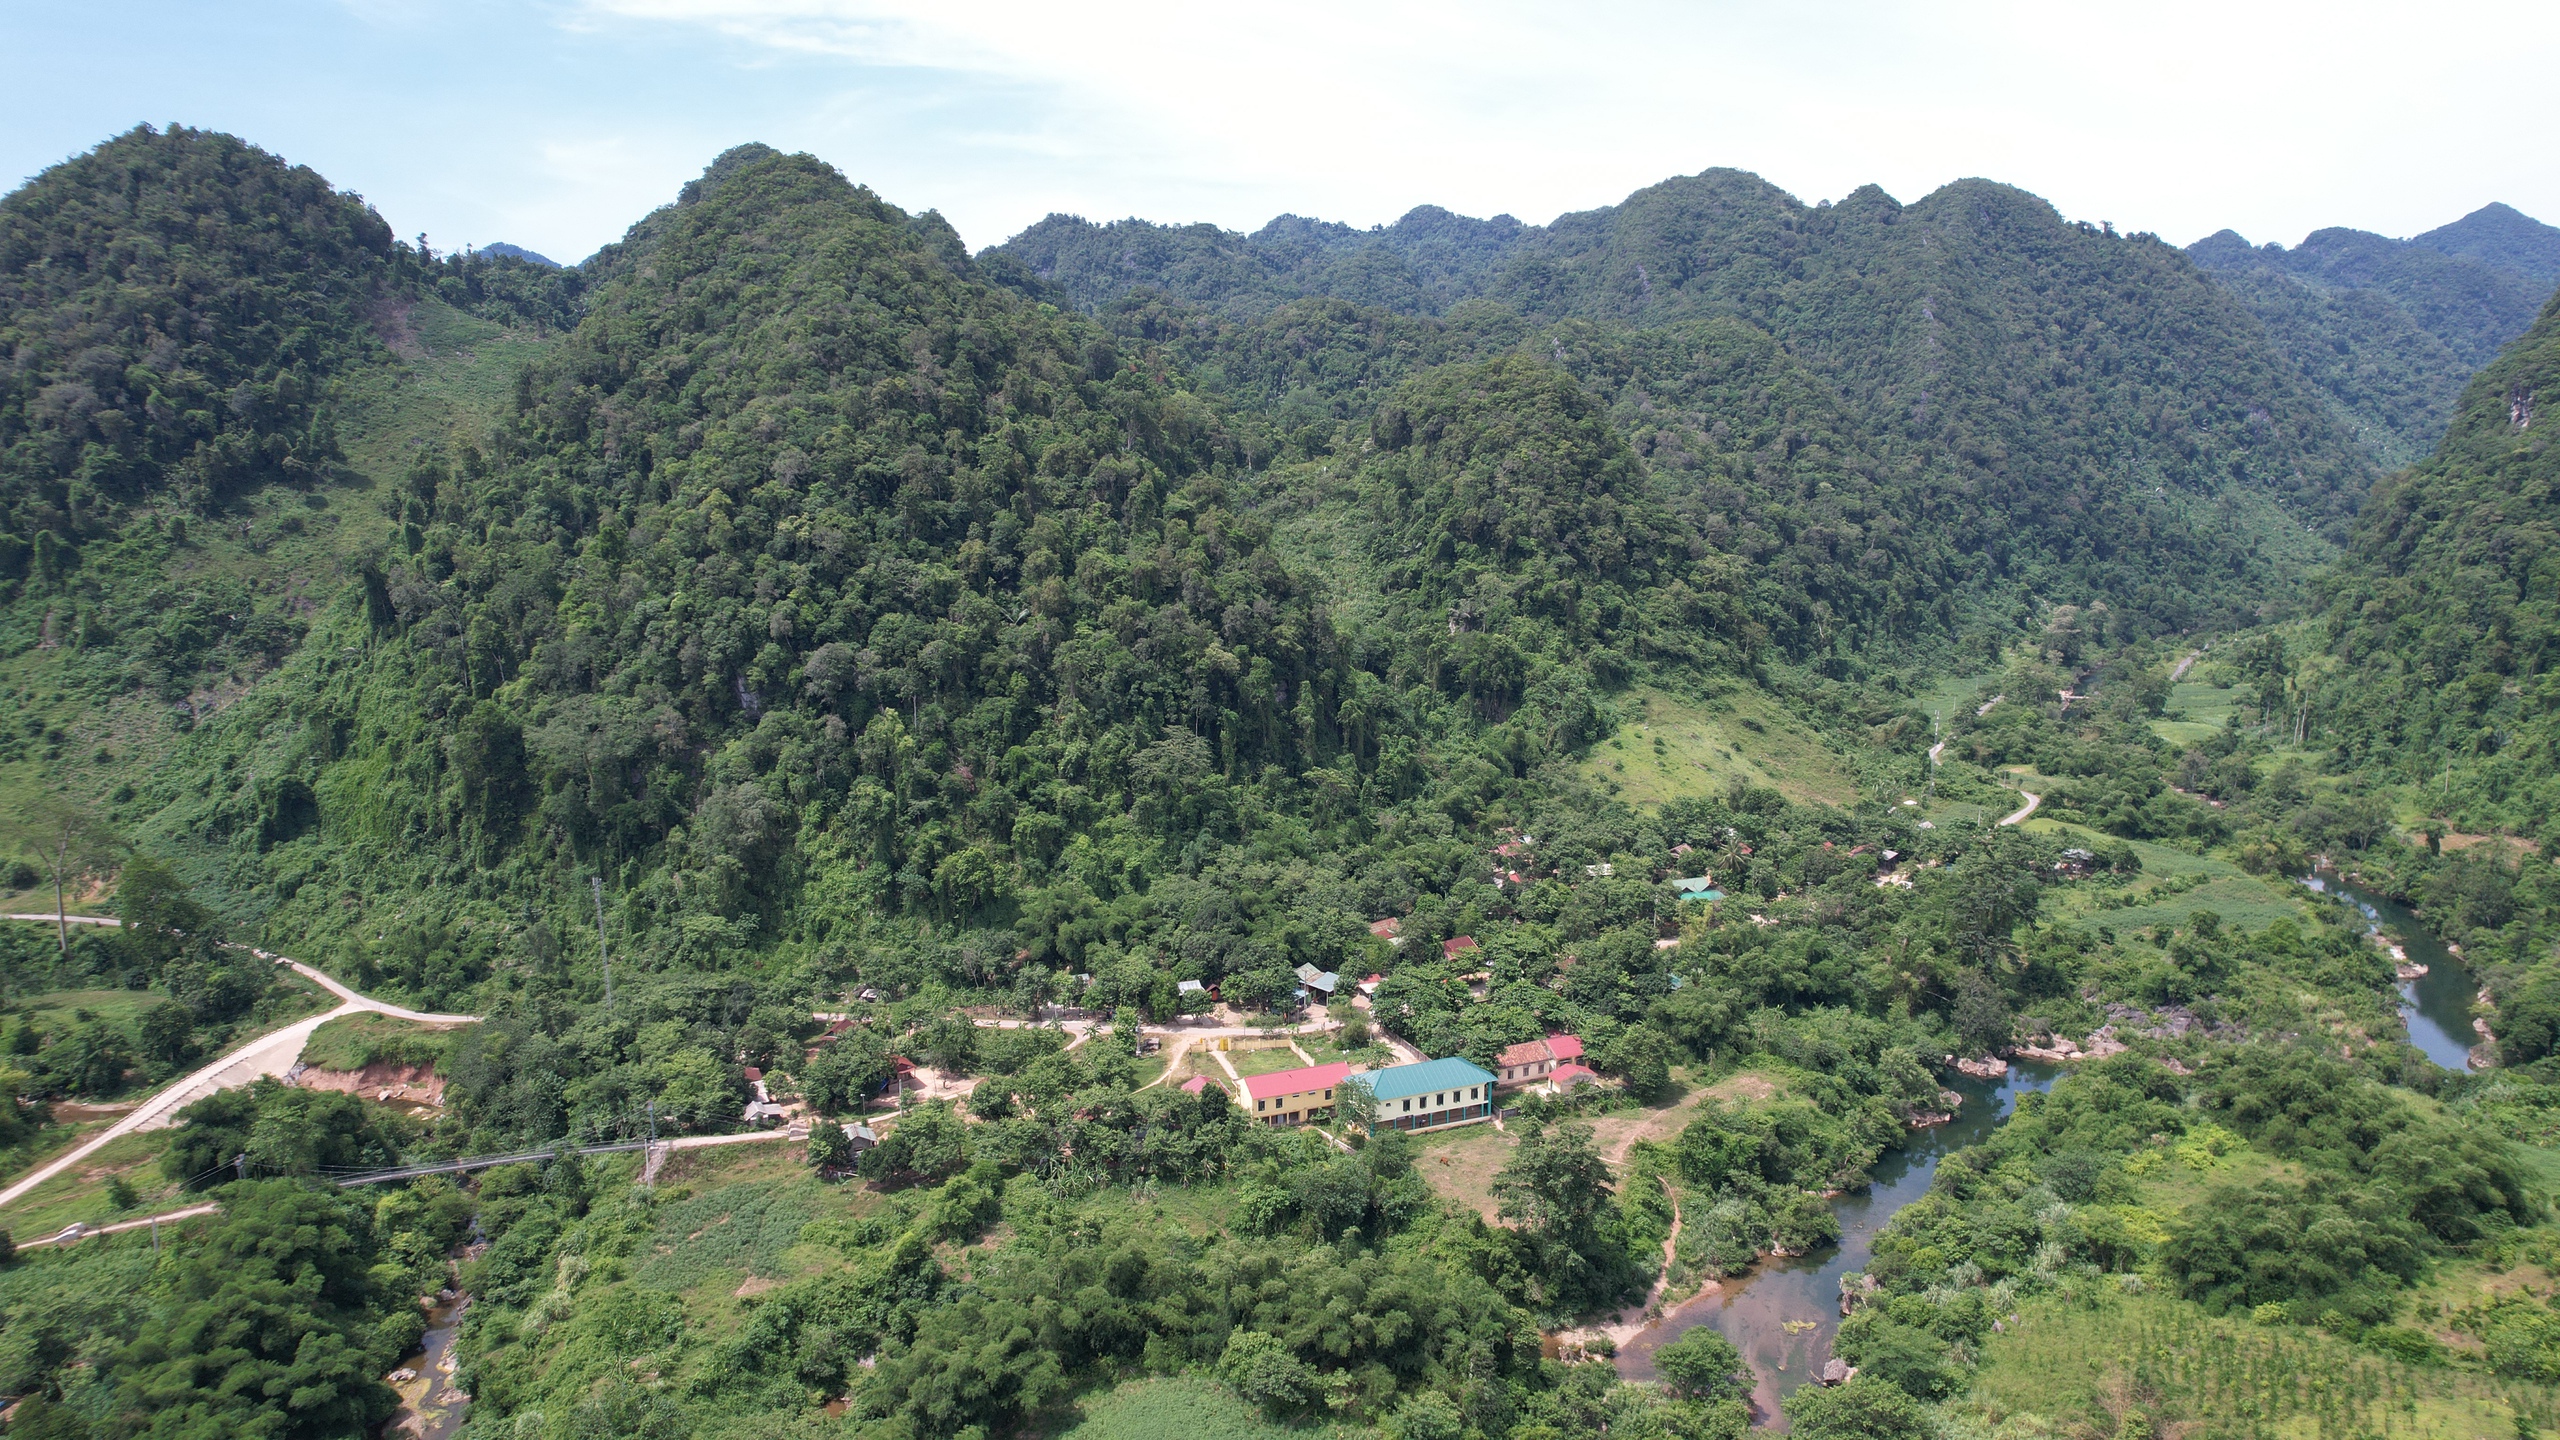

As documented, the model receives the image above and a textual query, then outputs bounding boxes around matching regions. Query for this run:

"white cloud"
[572,0,2560,251]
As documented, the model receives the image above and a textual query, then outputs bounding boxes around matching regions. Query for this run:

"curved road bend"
[1997,791,2042,827]
[0,914,476,1212]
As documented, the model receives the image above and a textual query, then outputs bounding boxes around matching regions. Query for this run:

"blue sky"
[6,1,2555,265]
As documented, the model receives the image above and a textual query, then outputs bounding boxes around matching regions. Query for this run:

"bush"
[1219,1329,1317,1414]
[1782,1376,1933,1440]
[1653,1326,1748,1401]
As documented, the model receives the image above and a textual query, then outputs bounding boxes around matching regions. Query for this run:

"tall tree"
[26,796,114,963]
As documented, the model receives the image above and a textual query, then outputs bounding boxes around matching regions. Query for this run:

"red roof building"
[1444,936,1479,960]
[1369,917,1402,938]
[1240,1061,1355,1126]
[1180,1075,1211,1094]
[1492,1034,1584,1088]
[1550,1062,1601,1091]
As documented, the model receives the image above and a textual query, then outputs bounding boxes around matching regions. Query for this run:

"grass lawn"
[1050,1374,1358,1440]
[1127,1054,1170,1089]
[1581,686,1858,809]
[1229,1046,1315,1078]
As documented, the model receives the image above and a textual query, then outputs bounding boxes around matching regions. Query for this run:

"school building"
[1359,1057,1499,1133]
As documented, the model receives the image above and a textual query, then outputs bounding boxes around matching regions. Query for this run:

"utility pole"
[591,875,612,1010]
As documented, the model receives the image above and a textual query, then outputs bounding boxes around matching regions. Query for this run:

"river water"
[384,1293,471,1439]
[1617,1060,2059,1422]
[2302,872,2476,1071]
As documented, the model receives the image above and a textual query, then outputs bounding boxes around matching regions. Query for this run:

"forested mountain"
[2411,202,2560,286]
[1009,171,2375,639]
[2188,203,2560,466]
[13,127,2560,1440]
[2314,286,2560,834]
[0,125,580,577]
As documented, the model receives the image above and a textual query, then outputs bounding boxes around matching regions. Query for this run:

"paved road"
[1998,791,2043,827]
[0,914,477,1212]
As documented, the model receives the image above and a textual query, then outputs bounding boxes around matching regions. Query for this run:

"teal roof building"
[1357,1057,1499,1132]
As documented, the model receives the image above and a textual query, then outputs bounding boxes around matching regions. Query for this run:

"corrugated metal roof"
[1241,1060,1353,1102]
[1362,1057,1497,1100]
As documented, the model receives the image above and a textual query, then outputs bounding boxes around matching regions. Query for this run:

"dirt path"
[1927,738,1946,766]
[17,1201,220,1249]
[2169,649,2204,682]
[0,915,478,1213]
[1997,790,2042,827]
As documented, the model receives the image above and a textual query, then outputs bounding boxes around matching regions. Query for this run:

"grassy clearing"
[1229,1046,1315,1078]
[1412,1070,1732,1220]
[1583,1070,1729,1164]
[1917,669,2004,725]
[0,1129,184,1238]
[299,1012,461,1071]
[1412,1120,1516,1221]
[0,1117,118,1191]
[1967,1289,2555,1438]
[2017,819,2309,934]
[335,299,557,480]
[8,988,168,1030]
[2022,819,2235,879]
[1049,1374,1356,1440]
[2088,874,2310,935]
[1583,687,1859,809]
[2150,680,2244,748]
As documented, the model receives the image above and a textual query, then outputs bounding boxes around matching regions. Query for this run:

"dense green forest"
[2188,204,2560,467]
[3,125,2560,1440]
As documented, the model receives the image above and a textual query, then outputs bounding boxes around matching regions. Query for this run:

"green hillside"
[2188,208,2560,466]
[7,129,2560,1440]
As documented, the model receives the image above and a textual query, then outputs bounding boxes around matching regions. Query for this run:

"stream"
[385,1289,472,1438]
[1617,1060,2059,1423]
[2302,871,2478,1072]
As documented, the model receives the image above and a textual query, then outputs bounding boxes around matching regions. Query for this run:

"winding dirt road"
[0,914,476,1212]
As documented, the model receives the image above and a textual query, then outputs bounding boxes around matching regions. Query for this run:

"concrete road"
[1997,791,2042,827]
[0,915,477,1212]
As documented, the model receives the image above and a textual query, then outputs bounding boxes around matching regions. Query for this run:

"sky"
[4,0,2555,266]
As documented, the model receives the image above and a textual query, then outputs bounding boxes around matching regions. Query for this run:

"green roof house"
[1355,1057,1499,1133]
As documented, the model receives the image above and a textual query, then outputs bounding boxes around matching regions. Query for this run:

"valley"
[1,123,2559,1440]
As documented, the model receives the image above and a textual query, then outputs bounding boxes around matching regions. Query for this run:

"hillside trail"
[2169,649,2204,682]
[1997,791,2042,826]
[0,914,477,1212]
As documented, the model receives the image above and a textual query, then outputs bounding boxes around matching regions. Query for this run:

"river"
[2302,871,2477,1071]
[384,1291,471,1438]
[1617,1060,2059,1423]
